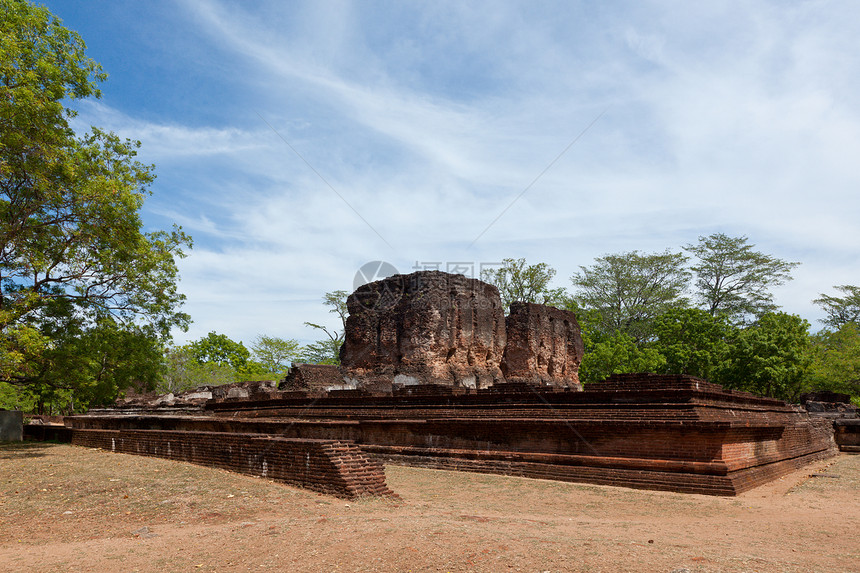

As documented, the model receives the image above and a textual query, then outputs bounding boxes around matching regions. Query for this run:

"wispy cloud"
[48,0,860,342]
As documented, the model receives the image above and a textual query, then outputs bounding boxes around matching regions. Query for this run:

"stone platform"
[71,374,837,496]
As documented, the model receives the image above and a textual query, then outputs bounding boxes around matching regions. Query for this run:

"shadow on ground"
[0,441,59,460]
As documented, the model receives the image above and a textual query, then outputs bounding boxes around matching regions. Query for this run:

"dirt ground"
[0,442,858,573]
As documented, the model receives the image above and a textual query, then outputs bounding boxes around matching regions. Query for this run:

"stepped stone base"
[67,374,838,497]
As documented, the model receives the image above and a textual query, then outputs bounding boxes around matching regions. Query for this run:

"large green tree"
[0,305,165,413]
[570,250,690,343]
[805,323,860,403]
[813,285,860,329]
[578,330,666,384]
[684,233,799,324]
[0,1,191,408]
[300,338,343,366]
[40,315,164,412]
[721,312,810,401]
[160,345,235,395]
[186,331,269,379]
[650,308,733,381]
[480,258,567,311]
[250,334,302,374]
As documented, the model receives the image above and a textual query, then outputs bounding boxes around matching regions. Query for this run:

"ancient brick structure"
[801,390,860,452]
[501,302,585,389]
[114,380,281,410]
[66,424,395,499]
[280,364,344,393]
[57,372,838,497]
[211,380,279,400]
[195,373,836,496]
[29,272,838,498]
[340,271,507,390]
[834,420,860,452]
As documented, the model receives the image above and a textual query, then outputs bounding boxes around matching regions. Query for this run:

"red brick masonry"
[72,374,837,497]
[69,429,395,499]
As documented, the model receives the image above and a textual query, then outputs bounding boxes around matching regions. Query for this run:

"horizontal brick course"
[69,429,395,499]
[74,373,838,497]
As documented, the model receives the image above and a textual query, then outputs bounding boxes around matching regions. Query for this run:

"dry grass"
[1,442,858,572]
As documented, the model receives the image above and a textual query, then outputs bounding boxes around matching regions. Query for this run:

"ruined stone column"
[501,302,585,389]
[340,271,506,390]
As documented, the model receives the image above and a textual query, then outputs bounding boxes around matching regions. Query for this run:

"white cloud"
[73,101,268,160]
[54,0,860,344]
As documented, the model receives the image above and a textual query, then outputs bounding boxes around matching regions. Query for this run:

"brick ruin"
[334,271,584,391]
[70,427,394,498]
[800,391,860,453]
[36,271,840,497]
[501,302,585,387]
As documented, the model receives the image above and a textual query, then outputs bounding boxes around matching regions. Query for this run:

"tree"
[251,335,302,374]
[805,323,860,403]
[0,316,48,390]
[578,330,666,385]
[187,332,254,374]
[43,316,165,411]
[160,345,235,394]
[813,285,860,329]
[721,312,810,401]
[303,290,349,364]
[650,308,733,381]
[570,250,690,343]
[164,332,272,388]
[684,233,799,324]
[301,338,342,366]
[0,310,164,413]
[0,1,191,406]
[480,258,567,311]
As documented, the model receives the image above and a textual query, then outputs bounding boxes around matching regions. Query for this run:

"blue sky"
[43,0,860,346]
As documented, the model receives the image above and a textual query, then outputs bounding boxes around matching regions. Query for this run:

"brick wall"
[72,374,838,497]
[834,420,860,451]
[69,428,395,499]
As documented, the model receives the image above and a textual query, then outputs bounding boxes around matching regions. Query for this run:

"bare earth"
[1,442,858,573]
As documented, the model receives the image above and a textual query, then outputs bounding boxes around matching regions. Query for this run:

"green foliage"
[301,338,343,366]
[685,233,799,324]
[0,1,190,411]
[303,290,349,365]
[187,332,250,372]
[161,332,279,392]
[571,250,690,343]
[46,317,165,408]
[650,308,733,380]
[721,312,810,401]
[805,323,860,402]
[0,380,37,411]
[321,290,349,329]
[0,318,48,382]
[579,330,666,385]
[813,285,860,330]
[159,345,236,394]
[1,312,164,413]
[250,335,302,374]
[480,258,567,311]
[0,0,105,139]
[185,331,268,380]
